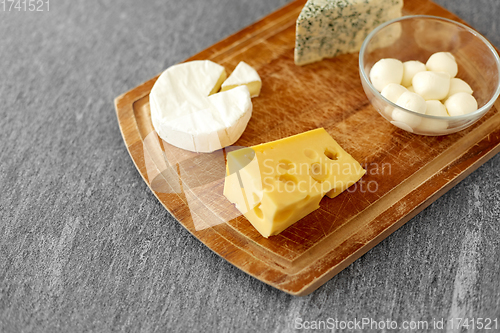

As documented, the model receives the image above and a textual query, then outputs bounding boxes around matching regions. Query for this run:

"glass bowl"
[359,15,500,135]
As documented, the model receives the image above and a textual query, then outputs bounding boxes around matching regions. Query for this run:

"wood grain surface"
[115,0,500,295]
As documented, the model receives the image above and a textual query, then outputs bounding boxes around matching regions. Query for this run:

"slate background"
[1,0,499,332]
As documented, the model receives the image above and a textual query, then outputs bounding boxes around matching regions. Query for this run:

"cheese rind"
[294,0,403,66]
[221,61,262,98]
[150,60,252,153]
[223,128,366,237]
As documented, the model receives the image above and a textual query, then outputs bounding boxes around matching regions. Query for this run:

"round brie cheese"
[150,60,252,153]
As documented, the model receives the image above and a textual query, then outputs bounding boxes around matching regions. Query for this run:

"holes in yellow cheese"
[254,203,264,219]
[309,162,329,183]
[324,147,338,160]
[276,174,298,185]
[278,159,294,171]
[303,148,318,160]
[252,193,260,204]
[274,173,298,193]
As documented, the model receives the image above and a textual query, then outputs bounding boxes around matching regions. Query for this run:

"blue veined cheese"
[294,0,403,66]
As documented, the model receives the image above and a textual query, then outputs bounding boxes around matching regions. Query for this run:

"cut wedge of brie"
[150,60,252,153]
[221,61,262,97]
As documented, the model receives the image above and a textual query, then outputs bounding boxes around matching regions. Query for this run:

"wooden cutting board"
[114,0,500,295]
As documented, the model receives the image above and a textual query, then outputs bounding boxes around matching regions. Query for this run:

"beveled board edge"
[114,0,500,295]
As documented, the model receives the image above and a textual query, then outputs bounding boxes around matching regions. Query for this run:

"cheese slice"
[221,61,262,97]
[150,60,252,153]
[223,128,366,237]
[294,0,403,66]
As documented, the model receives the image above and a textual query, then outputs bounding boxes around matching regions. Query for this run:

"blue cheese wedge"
[294,0,403,66]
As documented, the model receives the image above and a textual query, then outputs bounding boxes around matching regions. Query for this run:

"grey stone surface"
[0,0,499,332]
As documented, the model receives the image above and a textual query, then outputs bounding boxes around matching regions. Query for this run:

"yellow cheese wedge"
[223,128,366,237]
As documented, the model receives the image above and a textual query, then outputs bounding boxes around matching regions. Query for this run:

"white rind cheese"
[221,61,262,97]
[295,0,403,66]
[150,60,252,153]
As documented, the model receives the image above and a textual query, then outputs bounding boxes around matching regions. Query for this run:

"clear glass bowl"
[359,15,500,135]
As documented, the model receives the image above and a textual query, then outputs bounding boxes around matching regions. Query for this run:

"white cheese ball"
[426,52,458,78]
[395,91,427,114]
[392,109,422,129]
[412,71,451,100]
[390,121,415,133]
[445,92,478,116]
[381,83,407,104]
[402,60,427,87]
[426,100,449,117]
[370,58,404,92]
[392,91,427,128]
[407,86,415,93]
[417,100,449,132]
[445,78,473,100]
[383,106,394,118]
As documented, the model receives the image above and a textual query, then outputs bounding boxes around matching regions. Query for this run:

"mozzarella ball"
[407,86,415,93]
[426,52,458,77]
[391,92,427,129]
[412,71,451,100]
[426,100,449,117]
[370,58,404,92]
[445,92,478,116]
[392,109,422,129]
[417,100,449,132]
[381,83,407,104]
[402,60,427,87]
[445,78,473,99]
[383,106,394,118]
[395,91,427,114]
[390,121,415,133]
